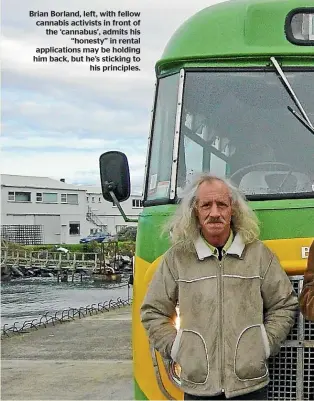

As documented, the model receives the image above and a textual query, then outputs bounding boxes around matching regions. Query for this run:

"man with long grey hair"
[141,174,298,400]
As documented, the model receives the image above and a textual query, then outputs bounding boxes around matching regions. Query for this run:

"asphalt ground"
[1,305,133,400]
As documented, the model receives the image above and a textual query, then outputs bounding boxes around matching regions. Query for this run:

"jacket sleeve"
[261,251,298,356]
[299,241,314,321]
[140,254,178,359]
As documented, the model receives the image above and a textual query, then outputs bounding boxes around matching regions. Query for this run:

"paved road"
[1,306,133,400]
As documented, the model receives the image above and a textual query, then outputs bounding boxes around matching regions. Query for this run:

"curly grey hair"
[164,173,260,251]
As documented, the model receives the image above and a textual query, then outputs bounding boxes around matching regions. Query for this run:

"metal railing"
[86,206,104,227]
[1,286,132,338]
[1,249,99,273]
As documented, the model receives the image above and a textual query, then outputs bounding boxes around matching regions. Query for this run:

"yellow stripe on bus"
[264,237,313,275]
[133,256,183,400]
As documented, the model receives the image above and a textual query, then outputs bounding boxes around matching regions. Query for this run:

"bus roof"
[156,0,314,75]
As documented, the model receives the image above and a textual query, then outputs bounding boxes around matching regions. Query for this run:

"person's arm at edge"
[299,241,314,321]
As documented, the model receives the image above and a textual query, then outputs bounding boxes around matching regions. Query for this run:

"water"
[1,276,132,329]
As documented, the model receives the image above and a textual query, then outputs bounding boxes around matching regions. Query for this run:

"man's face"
[195,180,232,241]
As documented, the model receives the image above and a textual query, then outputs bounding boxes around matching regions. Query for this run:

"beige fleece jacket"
[141,235,298,399]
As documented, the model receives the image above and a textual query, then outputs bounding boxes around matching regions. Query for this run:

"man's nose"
[209,204,220,217]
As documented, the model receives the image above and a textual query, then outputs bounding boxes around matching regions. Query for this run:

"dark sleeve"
[299,241,314,321]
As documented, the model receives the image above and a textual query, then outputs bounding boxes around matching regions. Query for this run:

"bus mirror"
[99,151,131,203]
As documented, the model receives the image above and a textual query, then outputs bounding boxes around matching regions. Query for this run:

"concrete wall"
[1,177,143,243]
[1,185,89,244]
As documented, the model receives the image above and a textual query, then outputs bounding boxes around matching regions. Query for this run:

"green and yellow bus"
[99,0,314,399]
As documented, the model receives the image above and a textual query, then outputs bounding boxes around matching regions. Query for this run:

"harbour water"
[1,276,131,329]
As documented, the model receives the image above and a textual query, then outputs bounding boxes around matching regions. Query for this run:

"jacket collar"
[194,232,245,260]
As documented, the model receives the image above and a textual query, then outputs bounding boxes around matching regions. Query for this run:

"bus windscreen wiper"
[270,57,314,136]
[287,106,314,136]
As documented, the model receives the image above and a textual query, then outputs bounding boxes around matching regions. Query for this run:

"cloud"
[1,149,146,193]
[1,0,225,193]
[2,92,149,137]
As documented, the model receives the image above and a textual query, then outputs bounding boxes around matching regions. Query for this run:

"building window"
[44,193,58,203]
[90,226,107,235]
[132,199,143,208]
[61,193,78,204]
[87,196,89,202]
[92,197,95,203]
[67,194,78,204]
[8,191,31,202]
[98,197,101,203]
[69,222,80,235]
[116,225,127,233]
[36,192,58,203]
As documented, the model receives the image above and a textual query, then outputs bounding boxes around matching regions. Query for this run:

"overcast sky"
[1,0,224,194]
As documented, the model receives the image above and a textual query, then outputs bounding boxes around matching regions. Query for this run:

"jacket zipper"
[218,258,225,393]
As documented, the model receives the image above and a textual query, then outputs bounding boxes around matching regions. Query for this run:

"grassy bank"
[3,241,135,256]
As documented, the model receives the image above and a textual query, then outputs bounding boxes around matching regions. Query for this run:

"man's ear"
[192,197,198,217]
[231,200,237,216]
[194,207,198,219]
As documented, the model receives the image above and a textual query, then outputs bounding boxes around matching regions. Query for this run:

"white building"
[1,174,143,245]
[83,186,143,235]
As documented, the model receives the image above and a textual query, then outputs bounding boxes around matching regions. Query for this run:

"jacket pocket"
[171,329,209,384]
[234,324,269,381]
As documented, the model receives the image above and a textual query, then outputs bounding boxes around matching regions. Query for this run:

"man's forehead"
[197,180,231,199]
[198,180,230,197]
[198,192,231,203]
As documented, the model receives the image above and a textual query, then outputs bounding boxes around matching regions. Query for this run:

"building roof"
[1,174,85,191]
[82,185,142,197]
[79,185,102,194]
